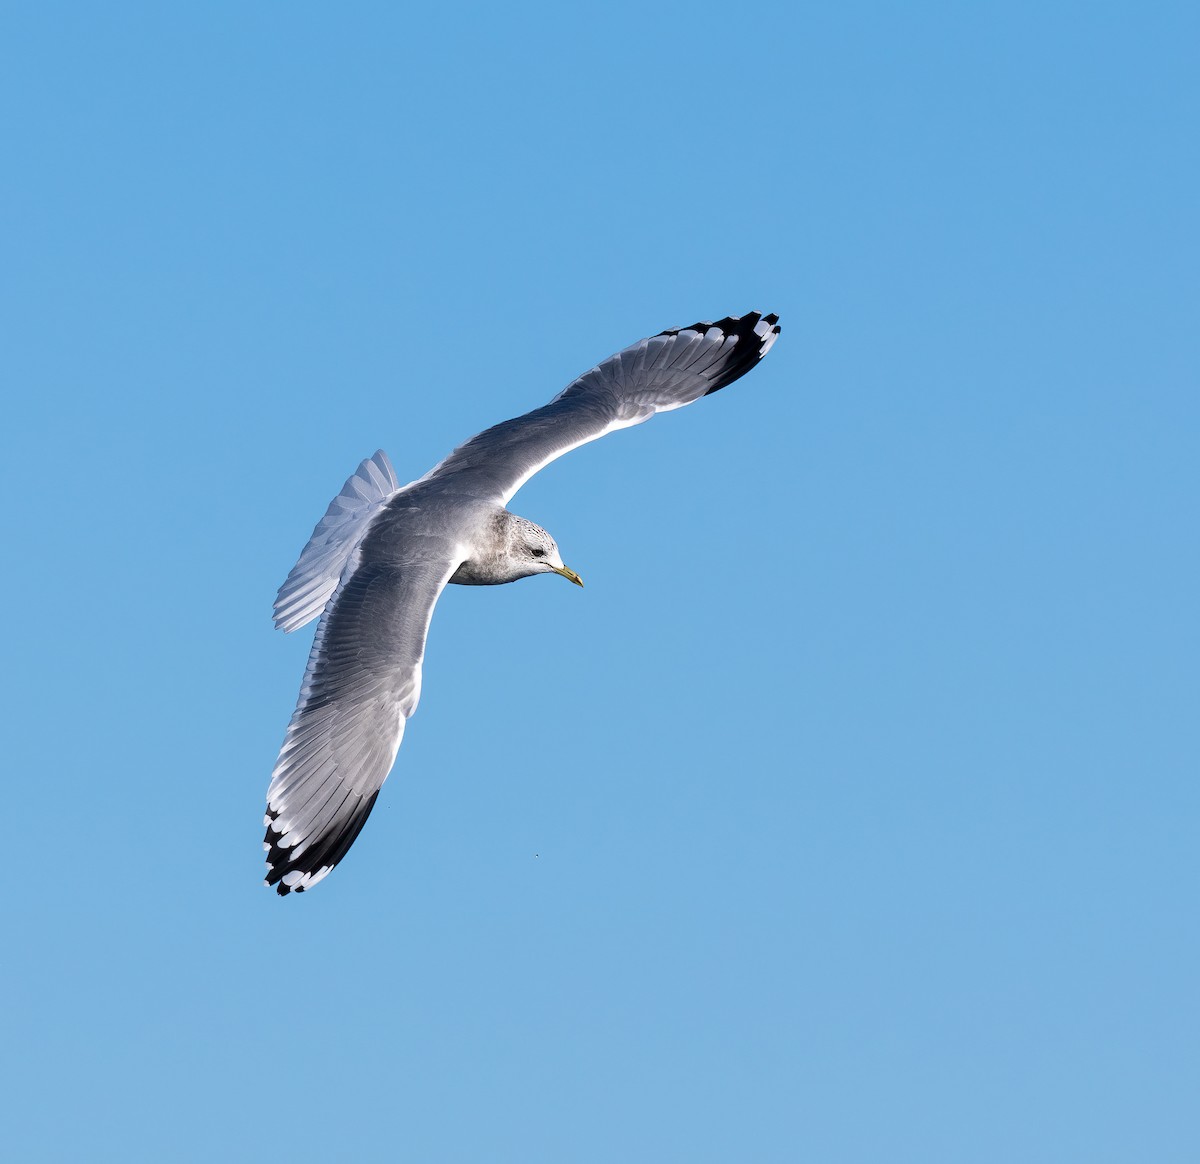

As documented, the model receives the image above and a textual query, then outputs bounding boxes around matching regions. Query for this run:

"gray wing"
[263,555,456,895]
[424,311,781,504]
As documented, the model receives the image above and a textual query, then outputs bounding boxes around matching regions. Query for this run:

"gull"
[264,310,781,894]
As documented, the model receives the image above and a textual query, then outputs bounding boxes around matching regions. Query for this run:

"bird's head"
[507,515,584,587]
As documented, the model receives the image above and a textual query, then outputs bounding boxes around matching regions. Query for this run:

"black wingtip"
[262,790,381,897]
[658,311,782,396]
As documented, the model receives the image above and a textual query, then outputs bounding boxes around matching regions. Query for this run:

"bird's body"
[264,311,781,894]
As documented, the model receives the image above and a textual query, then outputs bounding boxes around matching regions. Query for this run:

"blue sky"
[2,2,1197,1160]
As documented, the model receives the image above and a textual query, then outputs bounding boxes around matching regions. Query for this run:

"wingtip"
[747,310,781,340]
[753,311,782,359]
[261,789,381,896]
[657,310,780,396]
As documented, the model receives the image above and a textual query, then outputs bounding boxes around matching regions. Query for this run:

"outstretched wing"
[424,311,781,504]
[264,556,456,895]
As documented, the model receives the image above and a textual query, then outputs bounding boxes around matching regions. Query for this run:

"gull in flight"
[264,311,781,894]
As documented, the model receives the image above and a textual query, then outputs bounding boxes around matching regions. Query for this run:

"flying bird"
[264,311,781,894]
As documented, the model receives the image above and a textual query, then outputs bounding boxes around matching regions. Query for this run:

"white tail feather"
[273,450,400,633]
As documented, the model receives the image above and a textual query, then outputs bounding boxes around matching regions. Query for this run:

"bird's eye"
[531,546,546,558]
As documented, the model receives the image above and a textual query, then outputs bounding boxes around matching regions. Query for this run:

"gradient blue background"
[3,3,1197,1160]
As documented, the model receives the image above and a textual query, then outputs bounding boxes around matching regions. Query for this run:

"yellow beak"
[553,565,585,588]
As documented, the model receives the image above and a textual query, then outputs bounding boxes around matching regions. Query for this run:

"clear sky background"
[2,3,1197,1161]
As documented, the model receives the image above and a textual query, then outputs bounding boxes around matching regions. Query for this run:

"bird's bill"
[553,565,585,587]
